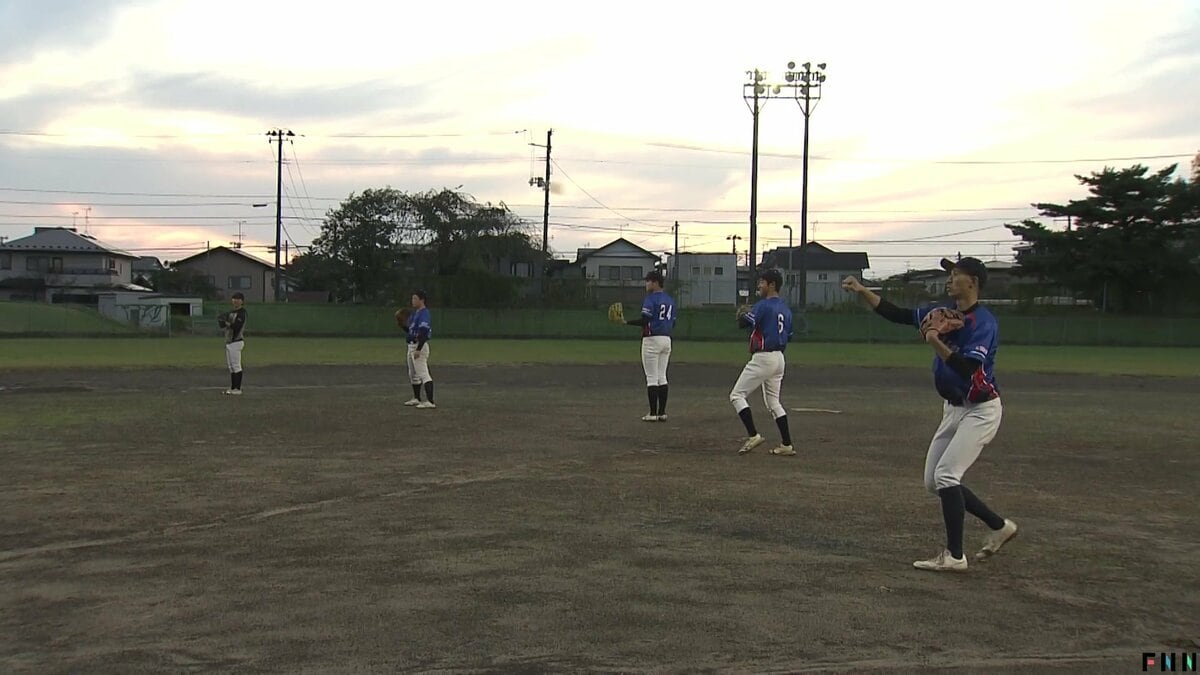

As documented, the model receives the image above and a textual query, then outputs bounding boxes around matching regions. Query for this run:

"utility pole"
[528,129,553,298]
[673,221,679,284]
[267,129,295,302]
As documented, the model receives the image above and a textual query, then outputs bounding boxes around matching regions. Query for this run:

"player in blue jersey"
[402,290,436,409]
[730,269,796,456]
[622,271,676,421]
[843,257,1018,572]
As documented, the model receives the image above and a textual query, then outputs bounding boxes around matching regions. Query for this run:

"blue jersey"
[641,291,676,337]
[914,303,999,404]
[406,307,432,344]
[747,296,792,353]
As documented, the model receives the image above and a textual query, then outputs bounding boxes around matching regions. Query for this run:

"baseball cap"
[940,257,987,288]
[644,270,664,285]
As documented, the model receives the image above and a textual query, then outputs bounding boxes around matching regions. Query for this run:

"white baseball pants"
[225,341,244,373]
[641,336,671,386]
[924,398,1003,492]
[729,351,787,419]
[407,342,432,385]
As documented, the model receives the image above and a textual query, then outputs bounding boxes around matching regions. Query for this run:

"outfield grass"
[1,337,1198,376]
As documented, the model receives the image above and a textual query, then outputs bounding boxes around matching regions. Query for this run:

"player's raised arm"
[842,276,915,326]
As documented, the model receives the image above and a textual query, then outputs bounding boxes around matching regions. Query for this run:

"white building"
[670,252,738,307]
[97,292,204,330]
[567,238,662,304]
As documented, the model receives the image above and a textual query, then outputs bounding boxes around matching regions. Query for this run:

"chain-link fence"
[7,300,1200,347]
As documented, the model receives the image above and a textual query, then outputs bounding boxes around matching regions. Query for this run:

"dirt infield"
[1,363,1197,673]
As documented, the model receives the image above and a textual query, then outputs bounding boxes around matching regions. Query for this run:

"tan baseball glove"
[607,302,625,324]
[395,308,411,328]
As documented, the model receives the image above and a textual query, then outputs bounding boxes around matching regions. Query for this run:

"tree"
[1006,164,1200,313]
[304,187,546,304]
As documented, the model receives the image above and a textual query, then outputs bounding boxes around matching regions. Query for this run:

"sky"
[1,0,1197,277]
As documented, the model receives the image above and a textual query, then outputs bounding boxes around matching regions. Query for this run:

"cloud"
[0,0,125,61]
[123,71,437,125]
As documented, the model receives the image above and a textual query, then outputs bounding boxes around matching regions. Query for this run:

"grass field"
[2,336,1200,377]
[1,363,1196,672]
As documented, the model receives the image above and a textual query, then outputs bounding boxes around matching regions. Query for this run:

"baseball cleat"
[641,414,658,422]
[223,389,242,396]
[403,398,421,406]
[416,401,437,409]
[769,444,796,456]
[975,519,1018,561]
[913,549,968,572]
[656,414,668,422]
[737,434,766,454]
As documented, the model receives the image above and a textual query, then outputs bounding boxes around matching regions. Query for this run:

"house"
[670,252,738,307]
[131,256,165,288]
[892,260,1031,300]
[0,227,143,303]
[170,246,284,303]
[760,242,870,308]
[567,238,662,304]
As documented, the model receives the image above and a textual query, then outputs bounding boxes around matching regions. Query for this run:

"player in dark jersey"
[623,271,676,421]
[403,290,436,409]
[220,292,247,395]
[730,269,795,456]
[843,257,1018,572]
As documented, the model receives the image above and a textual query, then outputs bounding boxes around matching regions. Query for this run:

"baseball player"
[730,269,795,456]
[402,290,436,409]
[622,271,676,421]
[842,257,1017,572]
[218,292,247,395]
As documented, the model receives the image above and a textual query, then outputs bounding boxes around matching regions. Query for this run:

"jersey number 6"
[777,313,785,335]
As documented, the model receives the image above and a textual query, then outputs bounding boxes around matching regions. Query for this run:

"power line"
[644,143,1195,165]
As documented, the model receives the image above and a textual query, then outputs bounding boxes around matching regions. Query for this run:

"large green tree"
[1006,164,1200,313]
[294,187,544,303]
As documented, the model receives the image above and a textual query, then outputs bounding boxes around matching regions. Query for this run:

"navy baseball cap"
[940,257,987,288]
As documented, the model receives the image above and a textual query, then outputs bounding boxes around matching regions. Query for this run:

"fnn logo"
[1144,652,1198,672]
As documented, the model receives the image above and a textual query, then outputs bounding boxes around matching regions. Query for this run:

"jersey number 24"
[658,305,673,321]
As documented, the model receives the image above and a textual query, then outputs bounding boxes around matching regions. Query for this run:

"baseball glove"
[607,302,625,324]
[395,308,411,327]
[920,307,965,337]
[736,304,753,321]
[217,312,229,329]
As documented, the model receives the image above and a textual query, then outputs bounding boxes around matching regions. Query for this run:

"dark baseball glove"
[920,307,965,337]
[217,312,229,329]
[395,308,411,327]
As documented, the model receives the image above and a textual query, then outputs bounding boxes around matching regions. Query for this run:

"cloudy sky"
[1,0,1196,276]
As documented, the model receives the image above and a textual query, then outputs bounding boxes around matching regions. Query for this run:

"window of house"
[599,265,621,280]
[703,266,712,276]
[205,276,217,287]
[26,256,45,272]
[714,266,724,276]
[512,262,531,277]
[691,266,701,276]
[107,257,117,270]
[228,275,252,290]
[622,266,641,280]
[0,252,10,270]
[50,257,63,273]
[818,273,828,281]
